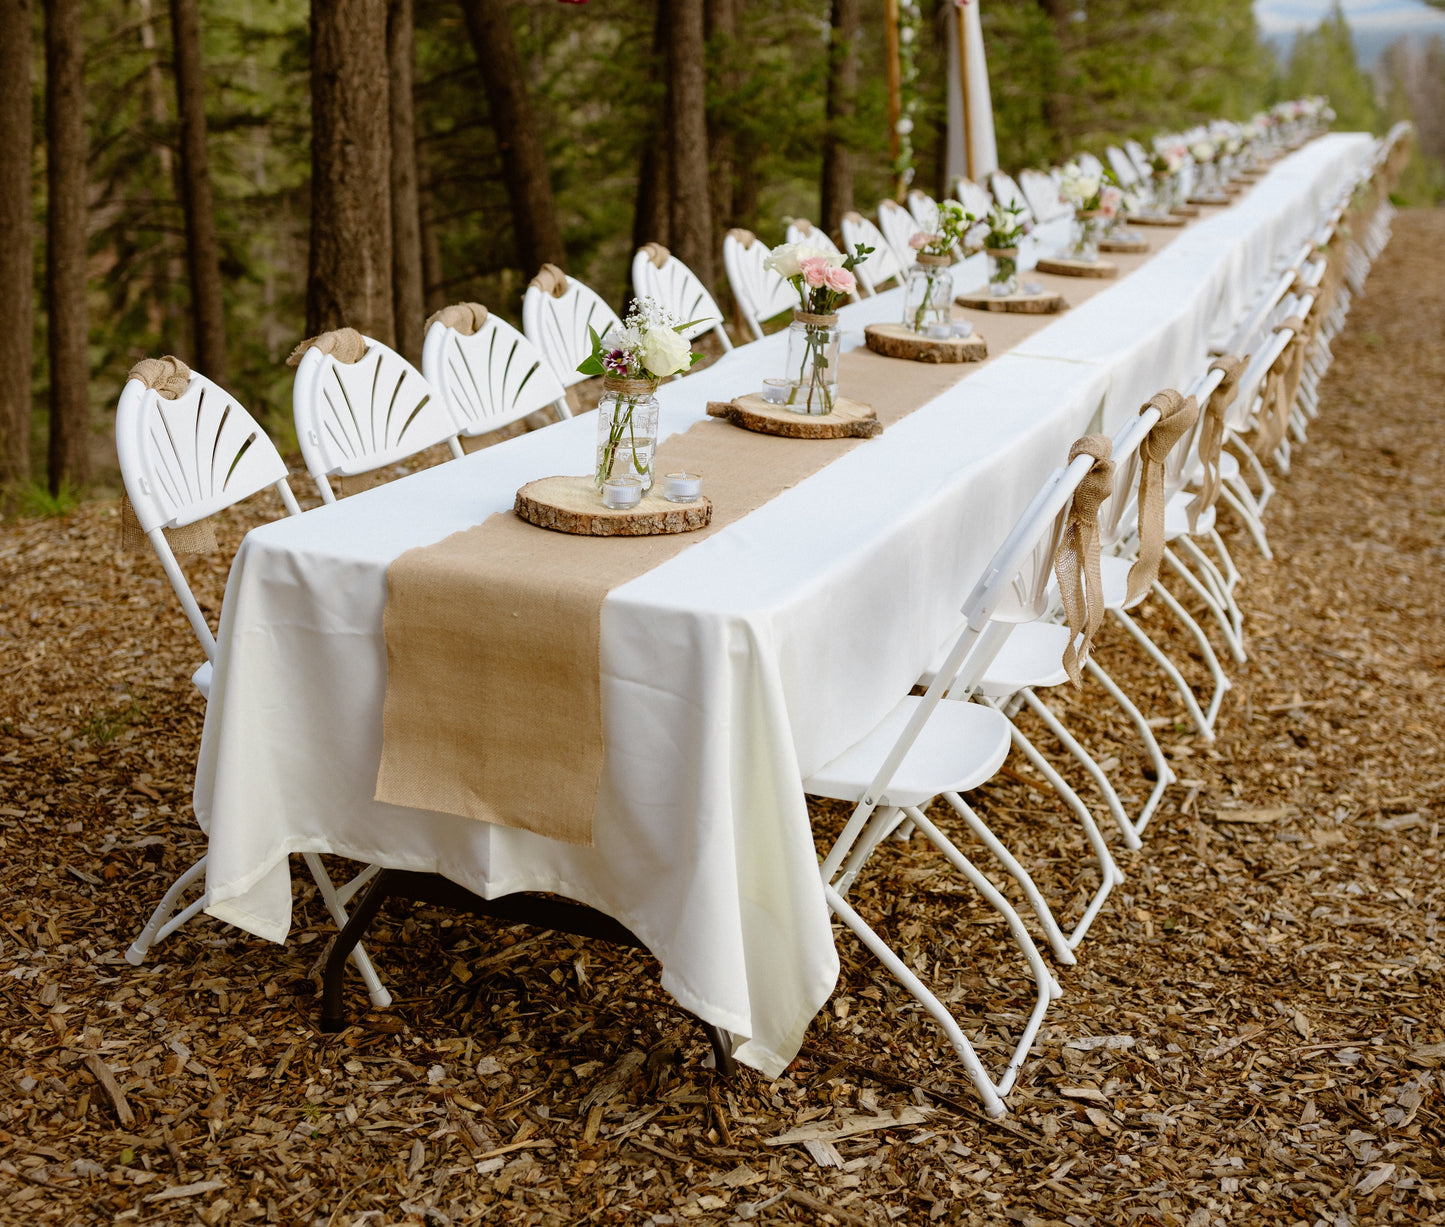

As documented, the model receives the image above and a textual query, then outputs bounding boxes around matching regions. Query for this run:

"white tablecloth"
[194,133,1373,1077]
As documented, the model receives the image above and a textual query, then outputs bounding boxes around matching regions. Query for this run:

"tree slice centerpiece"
[1100,232,1149,253]
[515,476,712,536]
[863,323,987,363]
[1129,212,1187,228]
[706,395,881,439]
[955,287,1067,314]
[1035,256,1119,279]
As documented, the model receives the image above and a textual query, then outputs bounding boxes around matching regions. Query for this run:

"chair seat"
[192,660,212,701]
[978,623,1073,695]
[803,696,1012,809]
[1165,491,1215,541]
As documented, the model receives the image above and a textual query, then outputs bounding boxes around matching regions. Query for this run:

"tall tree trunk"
[417,158,446,313]
[666,0,714,289]
[630,0,670,258]
[139,0,185,354]
[307,0,395,343]
[45,0,90,493]
[0,0,33,487]
[388,0,424,364]
[170,0,228,383]
[820,0,860,239]
[459,0,565,274]
[704,0,736,245]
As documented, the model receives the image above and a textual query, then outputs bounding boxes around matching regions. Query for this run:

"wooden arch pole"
[956,1,976,182]
[884,0,903,201]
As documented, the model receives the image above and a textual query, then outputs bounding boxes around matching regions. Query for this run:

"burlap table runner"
[376,216,1197,843]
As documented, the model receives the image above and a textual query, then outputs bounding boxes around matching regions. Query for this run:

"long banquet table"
[193,133,1373,1078]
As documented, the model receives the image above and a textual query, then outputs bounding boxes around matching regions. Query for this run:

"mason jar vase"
[594,376,660,493]
[900,253,954,333]
[985,247,1018,297]
[784,311,841,415]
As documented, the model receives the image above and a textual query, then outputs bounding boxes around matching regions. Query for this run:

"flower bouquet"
[1149,139,1187,211]
[902,199,974,333]
[764,240,869,414]
[1058,162,1119,263]
[577,297,701,493]
[977,201,1030,296]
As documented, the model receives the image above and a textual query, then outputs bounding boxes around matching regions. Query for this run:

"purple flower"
[603,349,631,376]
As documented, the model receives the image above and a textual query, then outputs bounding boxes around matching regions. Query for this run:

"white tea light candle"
[925,322,954,340]
[951,321,974,339]
[601,476,643,509]
[762,378,790,405]
[664,472,702,503]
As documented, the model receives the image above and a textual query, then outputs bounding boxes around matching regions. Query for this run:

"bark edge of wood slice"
[706,395,882,439]
[1129,212,1187,228]
[863,323,987,364]
[1035,257,1119,279]
[1099,234,1149,253]
[1170,204,1201,218]
[1186,193,1230,207]
[515,476,712,536]
[955,288,1067,314]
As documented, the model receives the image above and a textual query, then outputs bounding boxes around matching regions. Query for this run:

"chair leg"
[1109,606,1214,741]
[1219,483,1273,560]
[127,855,210,965]
[832,806,910,899]
[1080,660,1176,840]
[1148,581,1232,735]
[302,852,393,1009]
[824,885,1009,1118]
[1164,545,1246,665]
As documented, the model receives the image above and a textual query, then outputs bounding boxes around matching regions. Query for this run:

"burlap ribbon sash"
[119,356,217,557]
[1125,390,1199,606]
[1187,354,1244,531]
[530,264,569,298]
[425,302,488,336]
[286,327,368,368]
[1253,315,1307,458]
[1055,435,1116,687]
[640,242,670,269]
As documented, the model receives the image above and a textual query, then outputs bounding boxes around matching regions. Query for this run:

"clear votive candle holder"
[951,321,974,339]
[925,321,954,340]
[761,378,791,405]
[601,475,643,510]
[663,471,702,504]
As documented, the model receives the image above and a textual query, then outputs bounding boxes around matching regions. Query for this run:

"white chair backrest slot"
[722,231,799,343]
[424,313,569,438]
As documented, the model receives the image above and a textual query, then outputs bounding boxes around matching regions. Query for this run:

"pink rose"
[823,265,855,294]
[1099,185,1122,219]
[799,255,831,288]
[909,232,941,251]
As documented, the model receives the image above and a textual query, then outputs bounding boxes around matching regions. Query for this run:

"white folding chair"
[876,198,924,266]
[521,263,624,398]
[988,171,1036,227]
[1124,140,1152,182]
[116,366,389,1007]
[906,188,940,230]
[840,212,906,296]
[1076,151,1107,183]
[1106,146,1141,188]
[293,334,461,504]
[1018,168,1066,223]
[629,244,733,355]
[951,177,994,221]
[807,458,1127,1116]
[721,229,797,343]
[422,307,571,445]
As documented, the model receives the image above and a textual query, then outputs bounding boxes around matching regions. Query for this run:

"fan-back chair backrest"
[877,198,925,265]
[1125,140,1152,181]
[952,178,994,220]
[293,335,459,504]
[840,212,906,295]
[1076,151,1106,183]
[1106,146,1140,188]
[1018,169,1065,223]
[423,313,570,440]
[784,218,842,257]
[722,230,798,343]
[988,172,1034,226]
[117,369,301,659]
[521,267,624,391]
[630,246,733,353]
[906,189,941,230]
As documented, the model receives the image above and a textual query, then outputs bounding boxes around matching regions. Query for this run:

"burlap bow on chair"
[120,356,217,556]
[1125,389,1199,606]
[1252,316,1307,458]
[640,242,670,269]
[725,228,757,250]
[286,327,368,368]
[1186,354,1245,532]
[529,264,569,298]
[424,302,489,336]
[1055,435,1116,687]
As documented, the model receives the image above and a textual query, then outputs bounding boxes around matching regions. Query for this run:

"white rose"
[641,326,691,378]
[764,242,831,279]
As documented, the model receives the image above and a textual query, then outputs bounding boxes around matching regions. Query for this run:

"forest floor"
[1,209,1443,1226]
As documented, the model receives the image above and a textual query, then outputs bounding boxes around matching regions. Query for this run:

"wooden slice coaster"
[1035,256,1119,279]
[1129,212,1187,228]
[955,288,1066,314]
[1187,192,1231,207]
[515,475,712,537]
[706,394,881,439]
[863,323,987,364]
[1170,204,1201,218]
[1100,233,1149,254]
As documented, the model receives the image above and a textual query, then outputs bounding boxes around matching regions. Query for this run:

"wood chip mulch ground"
[2,209,1443,1227]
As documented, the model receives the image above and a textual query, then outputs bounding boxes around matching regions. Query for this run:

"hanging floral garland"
[892,1,923,189]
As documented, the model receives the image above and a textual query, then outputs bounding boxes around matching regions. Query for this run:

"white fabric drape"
[945,0,998,183]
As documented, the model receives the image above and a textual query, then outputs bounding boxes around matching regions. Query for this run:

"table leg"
[319,868,736,1076]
